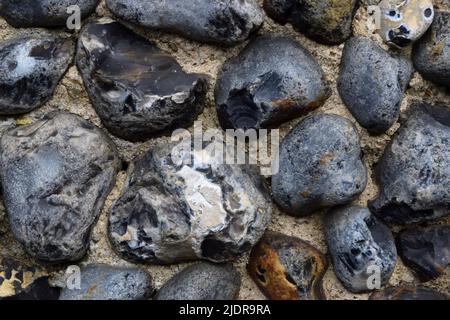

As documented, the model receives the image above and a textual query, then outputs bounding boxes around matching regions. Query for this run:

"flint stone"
[370,285,448,300]
[324,205,397,293]
[108,140,272,264]
[0,0,99,28]
[413,11,450,89]
[397,225,450,282]
[76,19,208,141]
[369,103,450,224]
[272,114,367,216]
[263,0,358,45]
[248,231,328,300]
[0,112,120,263]
[338,37,413,134]
[59,264,153,300]
[215,36,330,130]
[106,0,263,46]
[0,36,73,115]
[155,263,241,300]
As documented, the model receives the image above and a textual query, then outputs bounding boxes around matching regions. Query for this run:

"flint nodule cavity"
[0,0,448,302]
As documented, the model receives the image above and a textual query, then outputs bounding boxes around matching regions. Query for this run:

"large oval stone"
[0,0,99,28]
[370,285,448,300]
[272,114,367,216]
[0,112,120,263]
[106,0,263,46]
[108,140,272,264]
[76,19,208,141]
[0,36,74,115]
[215,36,330,130]
[369,103,450,224]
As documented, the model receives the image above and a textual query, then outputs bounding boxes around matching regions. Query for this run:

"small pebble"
[324,205,397,293]
[338,36,412,134]
[59,264,153,300]
[272,114,367,216]
[413,11,450,89]
[263,0,358,45]
[215,36,330,130]
[0,0,99,28]
[370,285,448,300]
[106,0,263,46]
[155,263,241,300]
[369,103,450,224]
[397,225,450,282]
[0,36,74,115]
[0,112,120,263]
[247,231,328,300]
[76,19,208,141]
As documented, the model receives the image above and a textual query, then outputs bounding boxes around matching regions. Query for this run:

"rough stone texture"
[272,114,367,216]
[370,285,449,300]
[263,0,358,45]
[215,36,330,130]
[338,36,413,134]
[397,225,450,282]
[155,262,241,300]
[0,112,120,263]
[106,0,263,46]
[0,0,99,28]
[247,231,328,300]
[76,19,208,141]
[0,36,74,115]
[369,103,450,225]
[324,205,397,293]
[0,257,60,300]
[108,140,272,264]
[378,0,434,48]
[413,11,450,89]
[59,264,153,300]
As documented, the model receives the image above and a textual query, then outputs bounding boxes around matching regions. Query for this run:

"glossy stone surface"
[324,205,397,293]
[59,265,153,300]
[263,0,358,45]
[0,36,73,115]
[76,19,208,141]
[272,114,367,216]
[108,140,272,264]
[0,0,99,28]
[247,231,328,300]
[369,103,450,224]
[378,0,434,47]
[370,285,448,300]
[155,263,241,300]
[215,36,330,130]
[338,37,412,134]
[413,11,450,89]
[0,258,60,300]
[106,0,263,46]
[0,112,120,263]
[397,225,450,282]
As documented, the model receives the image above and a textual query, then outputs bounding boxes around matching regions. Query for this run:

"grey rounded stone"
[413,11,450,89]
[106,0,263,46]
[215,36,330,130]
[272,114,367,217]
[324,205,397,293]
[59,264,153,300]
[76,19,208,141]
[338,37,413,134]
[0,0,99,28]
[263,0,358,45]
[108,140,272,264]
[155,263,241,300]
[369,103,450,224]
[0,112,120,263]
[0,36,74,115]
